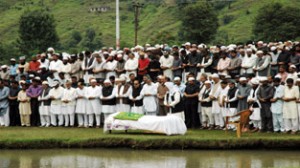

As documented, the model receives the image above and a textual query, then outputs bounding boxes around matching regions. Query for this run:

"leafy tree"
[17,9,59,55]
[253,3,300,41]
[81,28,103,51]
[179,2,218,44]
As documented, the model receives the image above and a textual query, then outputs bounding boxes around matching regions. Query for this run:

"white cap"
[270,46,277,51]
[258,41,263,44]
[246,48,252,52]
[250,78,259,85]
[211,73,219,78]
[104,79,111,84]
[10,58,16,61]
[19,80,26,85]
[115,78,121,82]
[1,65,8,69]
[174,77,181,81]
[90,79,97,83]
[204,80,212,84]
[239,77,247,81]
[117,54,123,58]
[42,81,49,85]
[290,65,296,69]
[34,76,41,81]
[188,77,195,81]
[185,42,191,46]
[296,79,300,82]
[274,75,282,79]
[41,53,46,57]
[259,76,268,81]
[29,74,35,78]
[47,47,55,52]
[220,46,227,51]
[256,50,263,54]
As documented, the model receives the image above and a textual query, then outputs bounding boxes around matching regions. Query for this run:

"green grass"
[0,127,300,149]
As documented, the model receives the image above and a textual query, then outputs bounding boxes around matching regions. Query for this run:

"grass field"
[0,127,299,149]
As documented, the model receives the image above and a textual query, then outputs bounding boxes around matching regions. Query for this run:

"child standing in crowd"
[18,81,31,127]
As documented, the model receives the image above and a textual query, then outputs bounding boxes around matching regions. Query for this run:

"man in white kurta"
[38,81,51,127]
[86,79,102,127]
[61,81,77,127]
[49,54,63,79]
[141,76,158,115]
[89,54,106,80]
[48,81,64,126]
[60,58,72,80]
[209,74,224,129]
[241,49,257,75]
[124,53,138,80]
[159,54,174,80]
[104,55,118,79]
[270,78,284,132]
[100,79,117,121]
[282,78,299,134]
[116,76,132,112]
[75,82,87,127]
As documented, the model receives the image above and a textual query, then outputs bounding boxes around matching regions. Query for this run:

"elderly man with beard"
[100,79,117,121]
[160,47,174,80]
[253,50,271,77]
[257,77,274,132]
[237,77,251,112]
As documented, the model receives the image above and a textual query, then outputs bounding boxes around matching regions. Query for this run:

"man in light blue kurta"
[0,80,10,126]
[270,78,284,132]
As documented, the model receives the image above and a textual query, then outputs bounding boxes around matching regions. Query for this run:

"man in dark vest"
[225,80,239,129]
[199,80,213,129]
[164,82,185,121]
[101,79,116,121]
[8,80,20,126]
[129,79,143,114]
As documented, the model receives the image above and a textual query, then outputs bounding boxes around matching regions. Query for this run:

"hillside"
[0,0,300,53]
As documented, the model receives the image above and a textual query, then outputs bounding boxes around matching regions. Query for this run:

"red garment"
[138,58,150,75]
[29,61,41,71]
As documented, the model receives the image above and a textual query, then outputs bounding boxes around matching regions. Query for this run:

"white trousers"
[64,113,75,127]
[0,108,9,126]
[77,114,86,126]
[40,115,50,126]
[284,118,298,132]
[202,107,214,126]
[251,120,261,129]
[51,114,64,126]
[95,114,101,126]
[213,113,224,127]
[86,114,94,127]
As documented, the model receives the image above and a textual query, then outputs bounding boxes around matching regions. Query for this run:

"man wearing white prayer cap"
[184,75,200,128]
[101,78,117,122]
[253,50,270,77]
[199,79,213,129]
[115,74,131,113]
[287,64,298,84]
[248,77,261,132]
[86,78,102,128]
[48,80,64,126]
[210,72,224,129]
[0,65,9,80]
[237,76,251,112]
[61,80,77,127]
[173,76,186,96]
[164,81,185,121]
[257,76,274,132]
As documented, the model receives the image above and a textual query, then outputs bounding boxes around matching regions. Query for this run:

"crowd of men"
[0,41,300,134]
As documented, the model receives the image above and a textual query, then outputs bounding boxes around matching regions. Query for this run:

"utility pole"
[133,1,143,46]
[116,0,120,50]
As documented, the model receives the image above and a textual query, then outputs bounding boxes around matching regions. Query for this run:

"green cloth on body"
[114,112,144,121]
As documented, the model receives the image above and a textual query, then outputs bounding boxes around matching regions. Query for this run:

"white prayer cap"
[185,42,191,46]
[34,76,41,81]
[218,72,226,76]
[145,44,151,47]
[1,65,8,69]
[135,45,143,50]
[19,80,26,85]
[188,77,195,81]
[19,56,26,60]
[257,41,263,44]
[198,44,204,49]
[29,74,35,78]
[103,51,109,55]
[228,47,234,52]
[239,77,247,81]
[42,81,49,85]
[274,75,282,79]
[250,78,259,85]
[296,78,300,82]
[225,75,231,79]
[270,46,277,51]
[41,53,46,57]
[155,44,161,49]
[174,77,181,81]
[259,76,268,81]
[90,79,97,83]
[117,54,123,58]
[165,82,174,90]
[47,47,55,52]
[204,80,212,84]
[63,55,69,60]
[53,80,60,86]
[110,51,117,56]
[10,58,16,61]
[220,46,227,51]
[290,64,296,69]
[157,75,163,79]
[119,76,126,81]
[211,73,219,78]
[256,50,263,54]
[104,79,111,84]
[246,48,252,52]
[117,50,123,54]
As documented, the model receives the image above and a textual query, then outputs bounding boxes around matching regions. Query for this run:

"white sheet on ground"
[104,112,187,135]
